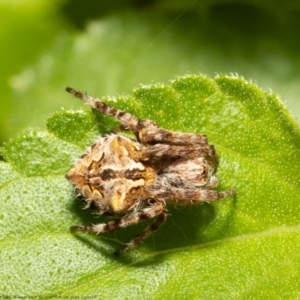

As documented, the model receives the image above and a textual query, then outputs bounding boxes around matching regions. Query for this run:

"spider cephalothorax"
[65,87,235,255]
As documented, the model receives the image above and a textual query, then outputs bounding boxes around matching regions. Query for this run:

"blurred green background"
[1,0,300,146]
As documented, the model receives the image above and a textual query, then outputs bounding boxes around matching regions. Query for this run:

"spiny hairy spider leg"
[66,87,140,132]
[139,127,208,146]
[115,202,167,256]
[142,143,216,160]
[66,87,210,146]
[145,186,236,203]
[70,201,168,254]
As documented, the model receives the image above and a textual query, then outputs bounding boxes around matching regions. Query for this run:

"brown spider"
[65,87,235,255]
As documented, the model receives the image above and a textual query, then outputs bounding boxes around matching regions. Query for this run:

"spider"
[65,87,235,255]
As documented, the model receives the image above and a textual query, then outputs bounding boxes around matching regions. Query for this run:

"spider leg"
[70,201,167,254]
[115,201,167,255]
[138,127,208,146]
[66,88,210,147]
[66,87,140,132]
[145,186,235,204]
[142,143,216,160]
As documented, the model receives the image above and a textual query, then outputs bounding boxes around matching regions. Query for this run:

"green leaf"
[1,74,300,298]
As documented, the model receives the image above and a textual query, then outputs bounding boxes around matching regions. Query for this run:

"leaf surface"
[1,74,300,298]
